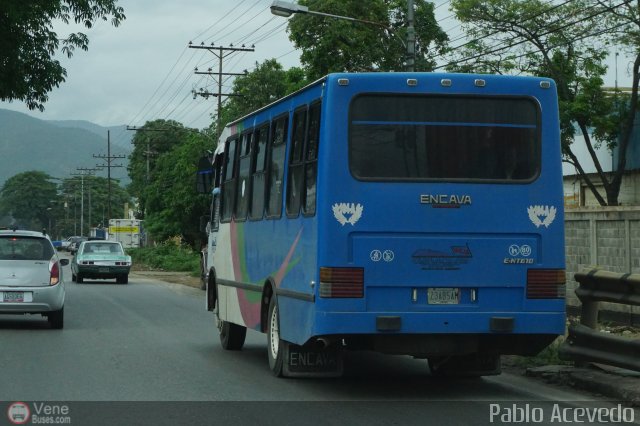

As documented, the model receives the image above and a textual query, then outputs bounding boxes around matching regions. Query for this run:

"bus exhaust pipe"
[314,337,331,350]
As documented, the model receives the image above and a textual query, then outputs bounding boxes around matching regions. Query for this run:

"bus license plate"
[428,288,459,305]
[3,291,24,303]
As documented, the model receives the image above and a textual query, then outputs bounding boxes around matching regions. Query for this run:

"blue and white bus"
[198,72,566,377]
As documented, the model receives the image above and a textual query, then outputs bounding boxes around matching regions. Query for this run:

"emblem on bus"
[527,205,557,228]
[420,194,472,208]
[504,244,535,264]
[332,203,363,226]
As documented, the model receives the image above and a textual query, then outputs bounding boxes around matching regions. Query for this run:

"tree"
[58,176,131,236]
[0,171,58,230]
[448,0,629,205]
[142,131,213,247]
[593,0,640,205]
[125,119,214,246]
[0,1,125,111]
[286,0,448,79]
[218,60,308,130]
[127,119,194,213]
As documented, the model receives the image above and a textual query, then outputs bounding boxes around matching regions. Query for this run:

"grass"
[507,337,572,368]
[127,242,200,277]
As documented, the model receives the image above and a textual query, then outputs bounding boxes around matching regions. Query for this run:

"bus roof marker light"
[440,79,452,87]
[474,79,486,87]
[540,81,551,89]
[407,78,418,87]
[337,78,349,86]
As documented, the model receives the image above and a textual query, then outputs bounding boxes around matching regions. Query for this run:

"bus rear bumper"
[311,311,565,356]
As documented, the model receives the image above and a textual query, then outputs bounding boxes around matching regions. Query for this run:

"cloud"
[1,0,299,129]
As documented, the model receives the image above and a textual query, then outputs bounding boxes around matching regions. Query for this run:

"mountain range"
[0,109,133,188]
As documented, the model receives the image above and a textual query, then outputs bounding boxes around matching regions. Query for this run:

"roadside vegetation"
[127,238,200,277]
[506,337,571,368]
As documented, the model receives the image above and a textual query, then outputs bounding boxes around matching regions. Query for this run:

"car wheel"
[118,274,128,284]
[267,296,288,377]
[48,307,64,329]
[76,273,83,284]
[71,272,77,282]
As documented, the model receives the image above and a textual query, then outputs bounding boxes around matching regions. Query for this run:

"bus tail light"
[319,267,364,298]
[527,269,566,299]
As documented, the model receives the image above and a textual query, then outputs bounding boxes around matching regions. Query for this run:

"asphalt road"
[0,256,634,425]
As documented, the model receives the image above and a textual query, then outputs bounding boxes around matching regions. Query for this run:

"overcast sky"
[0,0,633,149]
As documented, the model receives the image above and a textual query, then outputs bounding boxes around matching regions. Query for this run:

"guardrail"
[559,269,640,372]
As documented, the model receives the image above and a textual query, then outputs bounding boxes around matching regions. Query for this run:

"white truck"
[108,219,144,248]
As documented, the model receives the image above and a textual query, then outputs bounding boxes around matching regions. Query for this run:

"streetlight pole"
[71,168,96,236]
[46,207,52,235]
[406,0,415,72]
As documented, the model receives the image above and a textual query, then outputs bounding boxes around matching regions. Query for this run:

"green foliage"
[218,60,309,129]
[57,175,131,237]
[127,243,200,275]
[509,338,571,368]
[286,0,448,79]
[448,0,632,205]
[127,122,213,247]
[0,171,58,230]
[0,0,125,111]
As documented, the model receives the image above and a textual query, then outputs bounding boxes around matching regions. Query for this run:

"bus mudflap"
[282,341,344,378]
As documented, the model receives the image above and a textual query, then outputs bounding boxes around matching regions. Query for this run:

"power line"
[93,130,126,220]
[201,0,266,44]
[192,0,251,41]
[444,0,576,50]
[189,43,255,135]
[436,0,631,70]
[128,46,190,126]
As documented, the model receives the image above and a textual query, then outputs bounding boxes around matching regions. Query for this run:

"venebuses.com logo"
[7,402,30,425]
[6,402,72,425]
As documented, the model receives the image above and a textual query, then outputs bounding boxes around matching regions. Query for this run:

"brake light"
[50,260,60,286]
[527,269,565,299]
[319,267,364,298]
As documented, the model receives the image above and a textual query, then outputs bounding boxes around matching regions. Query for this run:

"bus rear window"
[349,95,539,181]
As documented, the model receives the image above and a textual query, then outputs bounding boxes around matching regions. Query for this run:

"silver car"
[0,229,69,328]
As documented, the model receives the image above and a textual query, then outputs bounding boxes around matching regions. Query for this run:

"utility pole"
[126,126,164,184]
[93,130,125,221]
[70,168,96,236]
[188,42,254,136]
[406,0,415,72]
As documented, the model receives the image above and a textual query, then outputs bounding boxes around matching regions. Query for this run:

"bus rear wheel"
[267,296,288,377]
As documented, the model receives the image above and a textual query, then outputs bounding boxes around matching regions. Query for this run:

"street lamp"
[271,0,388,29]
[270,0,415,71]
[270,0,307,17]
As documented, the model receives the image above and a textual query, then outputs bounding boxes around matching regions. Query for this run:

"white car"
[0,229,69,328]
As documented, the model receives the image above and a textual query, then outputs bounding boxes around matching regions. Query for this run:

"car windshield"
[0,236,54,261]
[82,243,123,255]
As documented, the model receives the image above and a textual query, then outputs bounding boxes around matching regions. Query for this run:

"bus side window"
[249,125,269,220]
[235,131,253,221]
[221,137,239,222]
[303,102,321,216]
[286,108,307,218]
[267,115,288,218]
